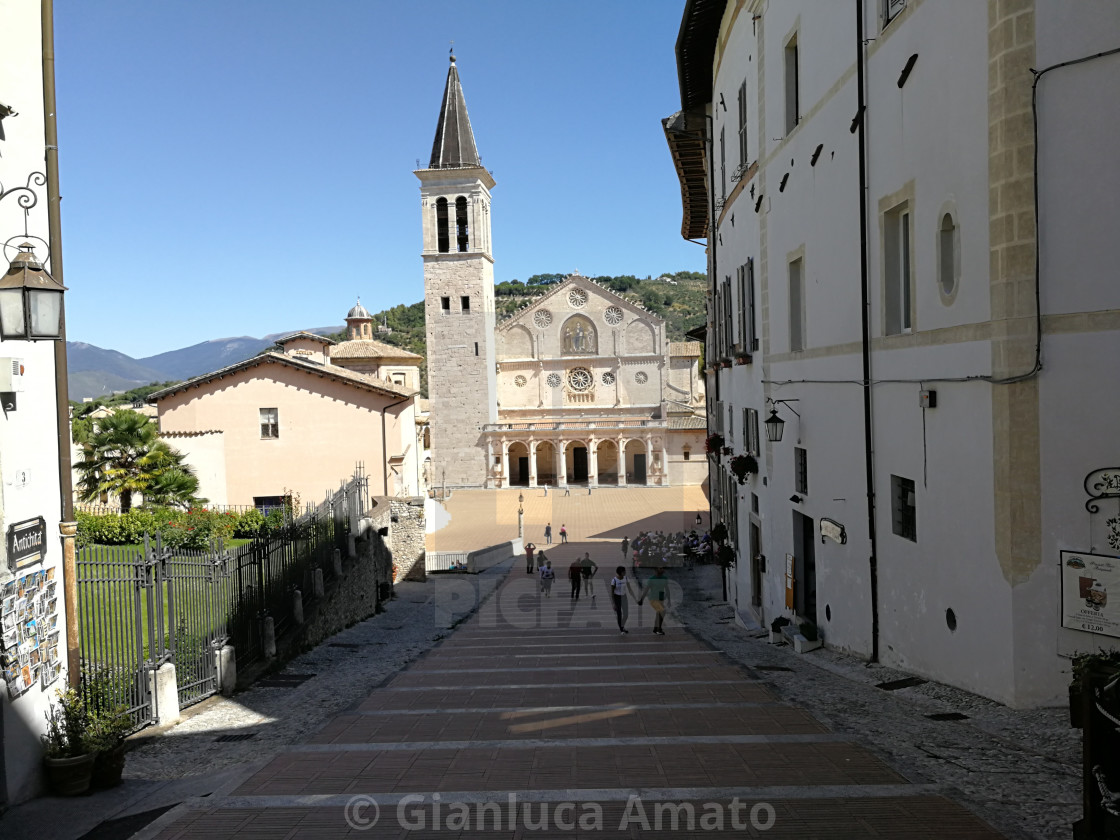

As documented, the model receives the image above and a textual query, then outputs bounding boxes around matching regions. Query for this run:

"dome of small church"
[347,300,371,320]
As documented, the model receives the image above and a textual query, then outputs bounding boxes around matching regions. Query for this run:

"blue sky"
[54,1,704,359]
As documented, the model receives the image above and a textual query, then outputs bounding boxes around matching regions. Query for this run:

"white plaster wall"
[162,432,228,507]
[0,0,69,805]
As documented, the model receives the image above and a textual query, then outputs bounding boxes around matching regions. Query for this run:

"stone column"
[486,438,494,488]
[618,438,627,486]
[529,441,538,487]
[645,437,654,486]
[589,438,599,486]
[557,440,567,487]
[501,442,510,489]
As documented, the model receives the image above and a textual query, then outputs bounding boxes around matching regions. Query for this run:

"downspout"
[380,393,413,496]
[704,110,719,559]
[855,0,880,663]
[41,0,79,687]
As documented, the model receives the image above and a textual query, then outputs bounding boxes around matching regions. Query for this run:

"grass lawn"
[77,540,252,665]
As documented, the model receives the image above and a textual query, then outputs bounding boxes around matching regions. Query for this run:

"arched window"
[436,198,449,253]
[938,211,959,298]
[456,196,469,252]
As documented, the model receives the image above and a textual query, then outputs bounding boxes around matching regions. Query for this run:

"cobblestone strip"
[677,565,1077,840]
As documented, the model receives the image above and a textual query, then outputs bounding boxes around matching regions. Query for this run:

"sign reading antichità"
[6,516,46,572]
[1061,550,1120,638]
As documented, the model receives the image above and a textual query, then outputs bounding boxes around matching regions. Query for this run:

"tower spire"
[429,52,481,169]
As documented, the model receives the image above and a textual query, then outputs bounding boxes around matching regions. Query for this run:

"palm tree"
[75,409,200,512]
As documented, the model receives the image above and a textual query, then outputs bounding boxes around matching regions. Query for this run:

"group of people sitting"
[627,529,712,571]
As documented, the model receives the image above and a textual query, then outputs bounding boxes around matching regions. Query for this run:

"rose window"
[635,371,649,384]
[568,288,588,308]
[533,309,553,328]
[604,306,623,326]
[514,375,527,388]
[567,367,593,392]
[546,372,562,388]
[601,371,615,385]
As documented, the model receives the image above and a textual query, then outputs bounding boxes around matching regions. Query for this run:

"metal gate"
[75,542,164,730]
[164,545,230,709]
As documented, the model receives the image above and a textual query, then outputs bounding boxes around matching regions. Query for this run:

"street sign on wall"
[6,516,46,572]
[1061,550,1120,638]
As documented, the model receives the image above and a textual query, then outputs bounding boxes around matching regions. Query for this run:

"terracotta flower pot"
[43,753,95,796]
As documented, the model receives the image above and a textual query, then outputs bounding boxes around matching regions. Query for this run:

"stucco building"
[420,55,707,491]
[151,305,424,506]
[665,0,1120,707]
[0,0,72,806]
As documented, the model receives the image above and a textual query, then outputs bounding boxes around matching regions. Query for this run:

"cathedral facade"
[420,56,705,490]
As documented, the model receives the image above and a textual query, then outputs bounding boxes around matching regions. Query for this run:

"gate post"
[292,588,304,625]
[261,616,276,659]
[332,548,343,577]
[311,568,325,599]
[215,644,237,696]
[149,661,181,726]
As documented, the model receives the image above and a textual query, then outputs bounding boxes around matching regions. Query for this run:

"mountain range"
[67,327,342,401]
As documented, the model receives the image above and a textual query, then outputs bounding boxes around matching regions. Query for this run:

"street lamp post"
[517,491,524,540]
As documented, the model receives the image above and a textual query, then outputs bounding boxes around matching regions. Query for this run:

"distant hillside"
[66,326,342,400]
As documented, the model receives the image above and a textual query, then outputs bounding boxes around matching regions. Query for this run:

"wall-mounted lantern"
[0,242,66,340]
[764,409,785,443]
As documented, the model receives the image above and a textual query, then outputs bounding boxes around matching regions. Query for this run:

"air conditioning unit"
[0,358,26,392]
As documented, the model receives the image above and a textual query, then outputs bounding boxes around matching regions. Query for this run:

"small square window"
[461,295,470,313]
[441,296,451,315]
[683,449,691,461]
[891,475,917,541]
[795,447,808,495]
[260,407,279,439]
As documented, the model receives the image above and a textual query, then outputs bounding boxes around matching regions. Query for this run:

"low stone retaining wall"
[468,539,522,571]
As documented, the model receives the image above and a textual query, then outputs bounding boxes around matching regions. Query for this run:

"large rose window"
[568,288,588,308]
[567,367,593,392]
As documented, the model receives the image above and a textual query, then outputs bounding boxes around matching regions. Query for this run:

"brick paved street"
[141,529,1012,839]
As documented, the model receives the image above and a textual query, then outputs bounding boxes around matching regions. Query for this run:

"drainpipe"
[41,0,79,687]
[380,393,413,496]
[855,0,880,663]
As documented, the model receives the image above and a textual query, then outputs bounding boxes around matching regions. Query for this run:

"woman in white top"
[609,566,636,634]
[540,561,555,597]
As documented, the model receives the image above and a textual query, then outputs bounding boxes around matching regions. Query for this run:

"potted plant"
[86,701,132,789]
[794,621,823,654]
[704,433,725,458]
[711,522,728,544]
[41,688,95,796]
[729,454,759,484]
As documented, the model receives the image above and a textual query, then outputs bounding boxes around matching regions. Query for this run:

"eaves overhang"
[675,0,727,111]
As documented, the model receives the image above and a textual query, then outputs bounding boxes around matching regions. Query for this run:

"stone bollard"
[215,644,237,696]
[311,568,325,599]
[292,588,304,625]
[149,661,181,726]
[262,616,277,659]
[332,548,343,577]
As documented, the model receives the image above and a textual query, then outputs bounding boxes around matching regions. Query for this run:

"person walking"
[544,523,553,545]
[579,552,599,603]
[540,561,555,597]
[525,542,536,574]
[568,558,583,601]
[609,566,636,634]
[536,549,548,571]
[637,566,672,635]
[559,524,568,544]
[621,536,630,560]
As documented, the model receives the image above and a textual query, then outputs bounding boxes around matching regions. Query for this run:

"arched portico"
[624,439,650,485]
[508,442,530,486]
[564,439,590,485]
[596,440,620,485]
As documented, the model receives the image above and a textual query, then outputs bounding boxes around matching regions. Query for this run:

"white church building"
[420,55,707,491]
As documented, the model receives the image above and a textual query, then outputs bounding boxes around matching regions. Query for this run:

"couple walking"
[607,566,671,635]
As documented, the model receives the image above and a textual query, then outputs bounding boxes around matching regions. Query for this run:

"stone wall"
[390,497,426,582]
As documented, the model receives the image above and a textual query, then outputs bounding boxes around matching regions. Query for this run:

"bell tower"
[417,53,497,489]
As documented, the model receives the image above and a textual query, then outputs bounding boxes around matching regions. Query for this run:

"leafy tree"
[75,409,200,512]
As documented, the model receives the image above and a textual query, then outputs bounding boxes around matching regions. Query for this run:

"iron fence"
[76,468,369,727]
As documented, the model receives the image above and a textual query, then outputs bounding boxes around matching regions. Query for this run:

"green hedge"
[77,507,287,551]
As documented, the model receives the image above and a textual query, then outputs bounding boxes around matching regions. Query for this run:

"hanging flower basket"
[729,453,758,484]
[719,358,733,369]
[721,446,733,456]
[734,354,752,365]
[704,433,725,456]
